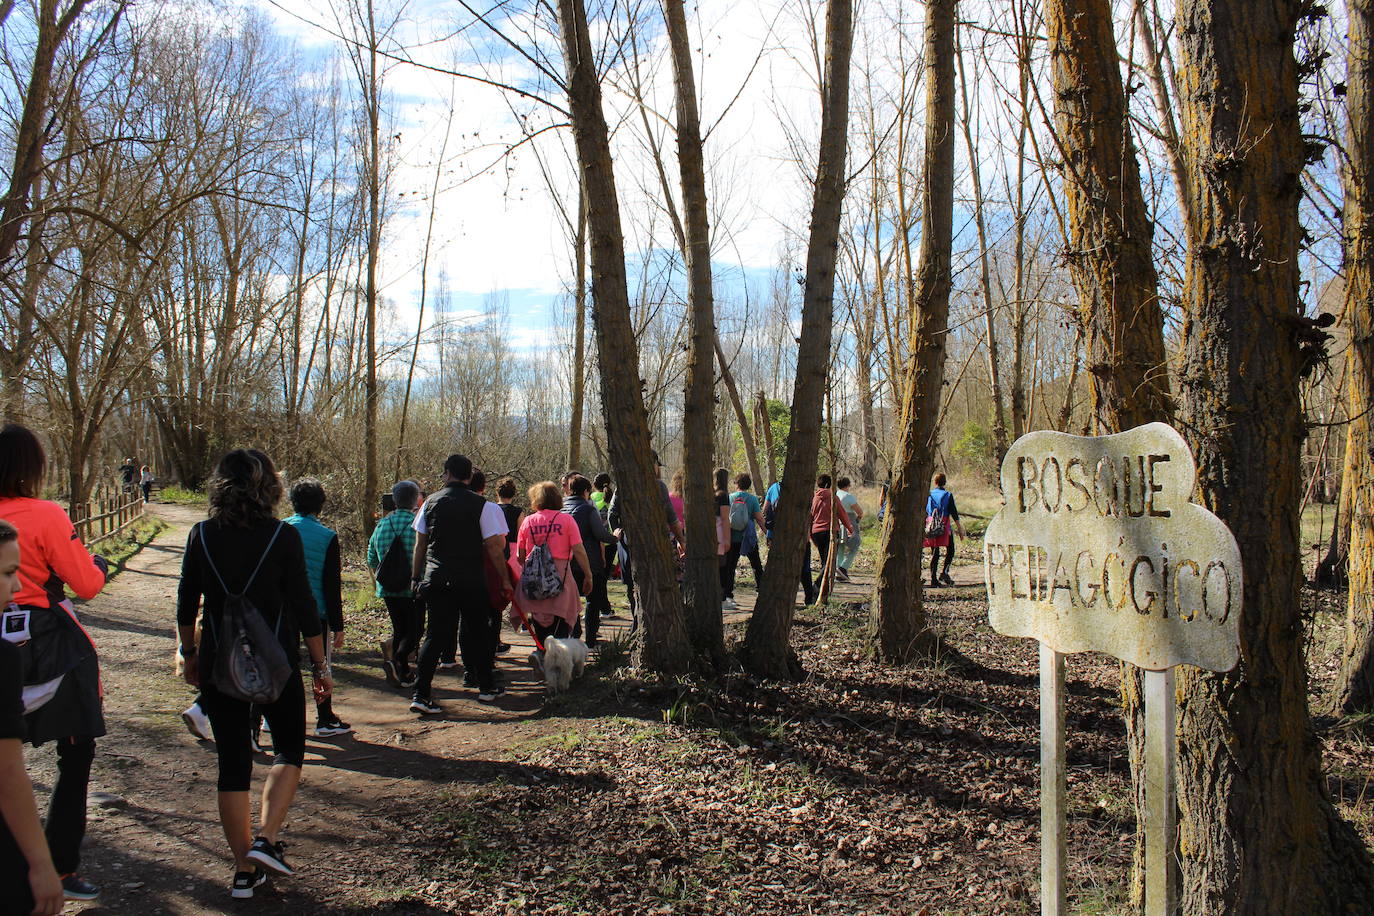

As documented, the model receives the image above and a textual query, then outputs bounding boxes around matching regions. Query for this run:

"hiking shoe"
[410,696,442,715]
[246,837,293,876]
[496,641,511,654]
[528,650,544,676]
[438,659,460,670]
[314,718,352,737]
[61,875,99,900]
[463,673,479,689]
[939,572,954,586]
[928,579,942,589]
[477,686,506,703]
[722,597,738,610]
[230,868,268,899]
[398,670,417,689]
[181,702,212,742]
[836,567,851,582]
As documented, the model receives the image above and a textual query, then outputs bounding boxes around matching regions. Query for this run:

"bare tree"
[869,0,957,665]
[741,0,854,680]
[1172,0,1374,908]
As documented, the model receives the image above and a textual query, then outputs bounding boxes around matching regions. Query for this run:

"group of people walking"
[0,420,968,909]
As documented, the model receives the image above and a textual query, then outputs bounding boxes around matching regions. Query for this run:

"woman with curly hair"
[176,449,333,899]
[0,423,109,903]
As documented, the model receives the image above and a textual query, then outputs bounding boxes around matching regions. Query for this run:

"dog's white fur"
[543,637,588,694]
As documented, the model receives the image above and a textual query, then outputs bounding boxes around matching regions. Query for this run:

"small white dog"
[542,637,588,694]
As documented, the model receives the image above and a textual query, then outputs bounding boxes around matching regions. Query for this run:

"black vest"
[422,484,487,586]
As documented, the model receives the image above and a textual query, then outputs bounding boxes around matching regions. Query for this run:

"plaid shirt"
[367,508,418,597]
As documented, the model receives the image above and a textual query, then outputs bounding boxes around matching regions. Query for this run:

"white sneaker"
[181,702,213,742]
[722,597,738,610]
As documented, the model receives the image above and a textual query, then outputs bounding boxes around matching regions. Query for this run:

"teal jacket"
[367,509,418,598]
[284,514,343,630]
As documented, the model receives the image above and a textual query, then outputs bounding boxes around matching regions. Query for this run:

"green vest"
[286,514,334,620]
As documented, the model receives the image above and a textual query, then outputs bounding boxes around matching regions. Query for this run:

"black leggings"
[722,541,764,599]
[202,673,307,791]
[383,596,424,671]
[46,736,95,875]
[930,544,953,581]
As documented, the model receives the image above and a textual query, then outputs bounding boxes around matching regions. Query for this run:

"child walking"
[284,479,350,736]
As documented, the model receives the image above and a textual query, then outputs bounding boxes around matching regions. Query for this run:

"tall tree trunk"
[1045,0,1174,905]
[567,191,587,470]
[955,42,1009,461]
[1331,0,1374,717]
[868,0,956,665]
[360,0,381,538]
[555,0,690,676]
[741,0,853,680]
[1174,1,1374,909]
[756,391,777,486]
[663,0,723,663]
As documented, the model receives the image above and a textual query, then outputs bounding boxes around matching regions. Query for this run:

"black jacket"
[563,495,616,576]
[177,519,322,681]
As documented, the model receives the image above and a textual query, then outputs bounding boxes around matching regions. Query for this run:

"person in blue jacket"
[924,472,966,587]
[284,480,349,736]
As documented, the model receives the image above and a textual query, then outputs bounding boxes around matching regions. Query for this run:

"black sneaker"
[398,670,417,689]
[410,695,442,715]
[382,659,401,687]
[477,685,506,703]
[463,673,479,689]
[314,718,352,737]
[231,868,268,899]
[939,572,954,586]
[496,641,511,654]
[246,837,293,876]
[61,875,99,900]
[438,659,460,670]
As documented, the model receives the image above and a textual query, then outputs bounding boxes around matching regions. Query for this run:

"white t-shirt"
[412,494,508,540]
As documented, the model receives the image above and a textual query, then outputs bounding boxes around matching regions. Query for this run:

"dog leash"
[510,602,547,653]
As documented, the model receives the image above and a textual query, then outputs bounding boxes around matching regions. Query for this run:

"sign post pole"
[1144,667,1178,915]
[1041,642,1066,916]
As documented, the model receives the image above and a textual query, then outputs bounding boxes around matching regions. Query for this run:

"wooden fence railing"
[71,487,146,546]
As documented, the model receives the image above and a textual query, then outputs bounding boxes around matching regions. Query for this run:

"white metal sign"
[983,422,1242,916]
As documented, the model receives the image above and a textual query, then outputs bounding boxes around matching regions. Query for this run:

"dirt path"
[39,507,987,913]
[46,504,573,914]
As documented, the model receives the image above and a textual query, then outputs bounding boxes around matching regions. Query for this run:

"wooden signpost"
[983,423,1242,916]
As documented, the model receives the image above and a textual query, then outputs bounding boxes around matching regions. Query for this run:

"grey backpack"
[201,522,293,705]
[521,525,564,601]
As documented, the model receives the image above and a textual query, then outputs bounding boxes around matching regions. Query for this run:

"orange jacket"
[0,497,107,608]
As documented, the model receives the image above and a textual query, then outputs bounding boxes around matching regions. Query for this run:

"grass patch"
[155,485,206,507]
[94,516,168,574]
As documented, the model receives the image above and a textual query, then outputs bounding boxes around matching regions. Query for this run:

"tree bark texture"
[568,191,588,470]
[1332,0,1374,718]
[360,0,381,539]
[1044,0,1173,904]
[741,0,853,680]
[1173,1,1374,910]
[663,0,723,662]
[555,0,691,676]
[869,0,956,665]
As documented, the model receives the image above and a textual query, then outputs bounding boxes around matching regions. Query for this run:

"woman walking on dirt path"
[834,477,863,582]
[176,449,333,899]
[0,423,110,904]
[809,475,854,597]
[0,518,69,916]
[370,481,422,688]
[924,472,966,588]
[512,482,593,663]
